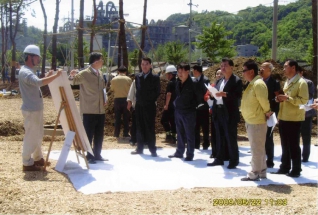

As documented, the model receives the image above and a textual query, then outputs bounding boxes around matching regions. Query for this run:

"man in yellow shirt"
[273,60,308,178]
[240,60,272,181]
[110,66,132,138]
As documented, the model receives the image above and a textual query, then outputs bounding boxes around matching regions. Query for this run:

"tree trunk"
[39,0,47,77]
[1,4,6,83]
[138,0,147,71]
[51,0,60,70]
[312,0,317,78]
[90,0,97,53]
[9,0,23,83]
[118,0,128,68]
[78,0,84,69]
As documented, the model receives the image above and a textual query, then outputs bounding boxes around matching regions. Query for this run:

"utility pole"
[188,0,198,65]
[271,0,278,61]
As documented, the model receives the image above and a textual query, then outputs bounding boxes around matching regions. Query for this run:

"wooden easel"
[44,86,89,170]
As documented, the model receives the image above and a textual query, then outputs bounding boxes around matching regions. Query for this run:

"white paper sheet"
[205,83,222,100]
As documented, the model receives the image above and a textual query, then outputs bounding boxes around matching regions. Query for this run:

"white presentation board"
[48,71,93,155]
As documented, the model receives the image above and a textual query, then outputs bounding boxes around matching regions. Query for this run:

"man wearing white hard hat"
[19,44,61,171]
[160,65,177,144]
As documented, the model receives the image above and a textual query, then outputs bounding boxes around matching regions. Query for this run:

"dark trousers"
[195,109,210,149]
[279,120,302,173]
[265,126,274,165]
[135,103,157,153]
[160,109,176,133]
[211,115,217,157]
[83,113,105,160]
[130,109,137,143]
[300,116,313,161]
[114,98,130,137]
[175,110,196,158]
[214,106,239,165]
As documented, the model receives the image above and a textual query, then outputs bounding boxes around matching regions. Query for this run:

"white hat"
[23,45,41,57]
[165,65,177,74]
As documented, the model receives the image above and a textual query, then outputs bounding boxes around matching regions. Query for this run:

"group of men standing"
[19,44,313,181]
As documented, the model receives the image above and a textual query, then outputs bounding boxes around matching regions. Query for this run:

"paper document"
[267,113,278,135]
[205,84,222,100]
[299,104,313,111]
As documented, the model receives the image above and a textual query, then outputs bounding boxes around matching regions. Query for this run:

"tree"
[312,0,317,75]
[1,2,9,83]
[118,0,128,68]
[129,49,138,74]
[138,0,147,71]
[258,42,270,60]
[78,0,84,68]
[90,0,97,53]
[164,41,187,65]
[194,22,236,63]
[51,0,60,70]
[8,0,23,82]
[39,0,47,77]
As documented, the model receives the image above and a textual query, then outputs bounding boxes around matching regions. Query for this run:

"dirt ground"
[0,96,317,214]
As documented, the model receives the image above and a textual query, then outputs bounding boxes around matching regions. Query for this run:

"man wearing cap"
[110,66,132,139]
[19,44,61,171]
[192,64,210,150]
[161,65,177,144]
[69,52,107,164]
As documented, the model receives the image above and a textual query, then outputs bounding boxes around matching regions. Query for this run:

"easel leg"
[44,101,65,171]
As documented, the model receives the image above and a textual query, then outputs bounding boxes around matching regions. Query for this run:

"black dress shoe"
[270,169,289,174]
[168,154,183,158]
[95,157,108,161]
[129,141,136,146]
[207,159,224,166]
[267,163,274,168]
[301,159,308,163]
[88,159,96,164]
[241,176,260,181]
[151,152,158,157]
[184,157,193,161]
[202,147,208,150]
[286,171,300,178]
[209,154,216,159]
[227,164,237,169]
[131,150,143,155]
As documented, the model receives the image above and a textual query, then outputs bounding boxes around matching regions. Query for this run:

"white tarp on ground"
[49,146,318,195]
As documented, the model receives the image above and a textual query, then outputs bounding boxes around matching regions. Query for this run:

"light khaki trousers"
[22,110,44,166]
[245,123,267,179]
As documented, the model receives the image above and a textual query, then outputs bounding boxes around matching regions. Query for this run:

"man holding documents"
[272,60,308,177]
[240,60,272,181]
[207,58,242,169]
[69,52,108,164]
[259,62,281,168]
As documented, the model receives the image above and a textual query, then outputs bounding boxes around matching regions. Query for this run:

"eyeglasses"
[242,69,250,73]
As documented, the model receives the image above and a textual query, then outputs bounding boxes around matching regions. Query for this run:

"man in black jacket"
[168,63,201,161]
[207,58,242,169]
[129,57,161,157]
[192,65,210,150]
[259,62,281,168]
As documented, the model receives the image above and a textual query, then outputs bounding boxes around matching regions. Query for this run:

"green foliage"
[305,40,313,65]
[128,49,139,73]
[258,42,271,60]
[164,41,187,65]
[194,22,236,63]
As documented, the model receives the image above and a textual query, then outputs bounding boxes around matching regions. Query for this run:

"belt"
[216,104,224,108]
